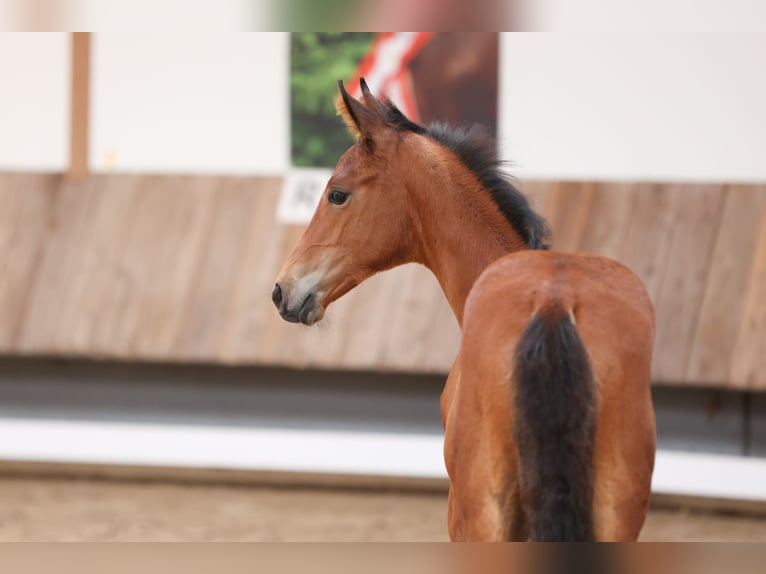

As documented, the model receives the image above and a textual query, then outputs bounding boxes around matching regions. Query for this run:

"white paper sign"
[276,168,333,224]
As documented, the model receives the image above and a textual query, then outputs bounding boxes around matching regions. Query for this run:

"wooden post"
[68,33,90,179]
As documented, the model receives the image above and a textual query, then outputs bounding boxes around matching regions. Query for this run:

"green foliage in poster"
[291,33,375,167]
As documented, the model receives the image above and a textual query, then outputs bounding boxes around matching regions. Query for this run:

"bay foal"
[273,80,656,541]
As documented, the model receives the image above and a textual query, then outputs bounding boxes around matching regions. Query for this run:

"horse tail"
[513,306,597,541]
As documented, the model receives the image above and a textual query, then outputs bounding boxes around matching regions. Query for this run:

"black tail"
[513,310,597,541]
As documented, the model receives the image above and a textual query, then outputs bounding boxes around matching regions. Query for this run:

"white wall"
[0,33,69,171]
[527,1,766,32]
[70,0,263,31]
[1,33,765,182]
[499,33,766,182]
[90,33,289,174]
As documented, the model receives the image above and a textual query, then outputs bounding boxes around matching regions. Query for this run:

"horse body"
[447,251,655,541]
[273,79,656,541]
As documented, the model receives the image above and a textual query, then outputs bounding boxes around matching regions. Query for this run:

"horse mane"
[380,101,551,250]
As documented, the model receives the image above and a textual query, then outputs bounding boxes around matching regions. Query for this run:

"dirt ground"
[1,475,766,541]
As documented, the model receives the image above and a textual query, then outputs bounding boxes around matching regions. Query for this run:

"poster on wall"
[278,32,499,224]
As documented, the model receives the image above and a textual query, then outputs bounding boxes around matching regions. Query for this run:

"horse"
[272,79,656,541]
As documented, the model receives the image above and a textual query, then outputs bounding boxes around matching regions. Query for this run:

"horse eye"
[328,189,350,205]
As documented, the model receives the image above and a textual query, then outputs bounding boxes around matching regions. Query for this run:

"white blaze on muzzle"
[284,268,326,311]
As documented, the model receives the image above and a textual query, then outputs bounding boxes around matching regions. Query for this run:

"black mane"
[382,102,550,250]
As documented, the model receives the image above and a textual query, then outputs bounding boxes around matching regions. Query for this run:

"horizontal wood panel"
[1,173,765,389]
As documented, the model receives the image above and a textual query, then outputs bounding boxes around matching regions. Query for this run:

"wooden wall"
[1,173,765,389]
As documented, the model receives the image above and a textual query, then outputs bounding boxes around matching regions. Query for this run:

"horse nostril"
[272,283,284,309]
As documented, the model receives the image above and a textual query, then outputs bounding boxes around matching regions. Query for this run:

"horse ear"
[336,79,383,140]
[359,77,386,115]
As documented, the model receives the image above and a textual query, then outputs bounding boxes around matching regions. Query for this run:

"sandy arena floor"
[1,475,765,541]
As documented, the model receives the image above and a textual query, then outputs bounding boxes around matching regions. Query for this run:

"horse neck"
[406,146,528,326]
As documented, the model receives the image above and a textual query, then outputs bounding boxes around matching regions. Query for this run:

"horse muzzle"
[271,282,323,325]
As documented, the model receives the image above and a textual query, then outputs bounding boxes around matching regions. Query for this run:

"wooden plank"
[0,174,30,347]
[172,178,259,359]
[336,268,407,369]
[53,175,140,354]
[56,176,142,358]
[651,185,726,383]
[539,181,594,253]
[379,264,447,371]
[120,176,216,359]
[729,188,766,388]
[577,182,638,259]
[418,278,461,374]
[291,282,365,370]
[617,183,679,303]
[686,186,766,386]
[214,179,285,363]
[16,177,102,353]
[68,33,90,180]
[0,174,55,350]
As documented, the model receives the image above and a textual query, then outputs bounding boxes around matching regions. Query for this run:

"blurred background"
[1,31,766,541]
